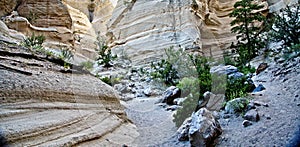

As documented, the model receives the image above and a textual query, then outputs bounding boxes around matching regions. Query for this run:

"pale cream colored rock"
[194,0,268,59]
[0,20,25,44]
[108,0,202,65]
[107,0,268,65]
[0,43,139,146]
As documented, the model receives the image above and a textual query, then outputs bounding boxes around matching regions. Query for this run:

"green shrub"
[189,55,212,96]
[21,33,45,51]
[211,73,227,94]
[150,59,179,86]
[173,55,211,127]
[95,33,117,67]
[225,77,249,101]
[27,11,38,23]
[238,65,256,75]
[173,94,199,128]
[270,1,300,47]
[100,76,112,85]
[80,61,94,71]
[176,77,199,97]
[59,49,73,61]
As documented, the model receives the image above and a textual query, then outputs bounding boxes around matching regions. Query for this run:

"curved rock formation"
[108,0,202,65]
[0,42,139,146]
[107,0,268,65]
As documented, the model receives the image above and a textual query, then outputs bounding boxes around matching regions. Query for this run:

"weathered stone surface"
[0,20,25,44]
[189,108,222,146]
[108,0,202,65]
[17,0,72,29]
[244,109,260,122]
[63,0,115,35]
[0,0,18,17]
[163,86,181,105]
[0,43,139,146]
[242,120,253,127]
[206,92,225,111]
[267,0,298,12]
[190,0,268,58]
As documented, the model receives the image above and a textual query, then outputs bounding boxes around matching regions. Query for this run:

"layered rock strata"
[0,42,139,146]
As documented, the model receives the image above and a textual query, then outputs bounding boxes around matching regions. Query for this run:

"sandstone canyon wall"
[107,0,269,65]
[0,0,116,64]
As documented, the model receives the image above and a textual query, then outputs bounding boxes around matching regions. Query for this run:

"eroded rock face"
[2,0,115,63]
[17,0,72,29]
[177,108,222,146]
[0,42,139,146]
[107,0,268,65]
[108,0,202,65]
[267,0,298,12]
[0,0,18,17]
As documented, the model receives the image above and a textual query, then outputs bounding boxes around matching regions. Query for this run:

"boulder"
[162,86,181,105]
[189,108,222,146]
[200,92,225,111]
[177,117,192,141]
[252,84,266,93]
[225,98,249,114]
[243,120,253,127]
[244,109,260,122]
[143,87,152,97]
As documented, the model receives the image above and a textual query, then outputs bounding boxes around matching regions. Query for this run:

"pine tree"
[229,0,265,65]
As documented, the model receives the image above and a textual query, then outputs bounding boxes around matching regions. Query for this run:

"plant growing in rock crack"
[95,32,117,68]
[21,33,45,51]
[229,0,266,66]
[27,11,38,23]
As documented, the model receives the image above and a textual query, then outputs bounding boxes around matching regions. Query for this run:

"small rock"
[256,63,268,75]
[162,86,181,105]
[247,102,256,110]
[128,83,135,87]
[173,98,186,105]
[252,84,266,93]
[166,105,180,111]
[295,95,299,98]
[222,114,232,119]
[246,78,256,92]
[297,103,300,106]
[143,88,152,97]
[266,116,271,120]
[228,72,244,79]
[244,109,260,122]
[210,65,238,75]
[243,120,253,127]
[252,100,268,107]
